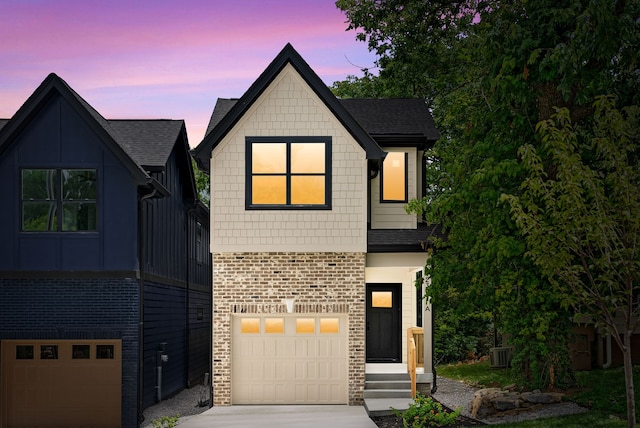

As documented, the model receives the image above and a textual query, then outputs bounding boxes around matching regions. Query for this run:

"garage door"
[232,314,348,404]
[1,340,121,428]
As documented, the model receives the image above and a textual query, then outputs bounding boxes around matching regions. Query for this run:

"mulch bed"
[371,401,485,428]
[372,414,485,428]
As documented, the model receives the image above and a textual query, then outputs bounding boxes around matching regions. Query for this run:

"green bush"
[151,415,180,428]
[433,287,494,364]
[394,394,461,427]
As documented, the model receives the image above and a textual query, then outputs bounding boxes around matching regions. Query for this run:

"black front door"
[366,284,401,362]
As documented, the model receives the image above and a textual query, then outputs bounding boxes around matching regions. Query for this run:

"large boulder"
[470,388,565,419]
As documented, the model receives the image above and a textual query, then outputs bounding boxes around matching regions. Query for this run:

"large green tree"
[337,0,640,393]
[504,97,640,426]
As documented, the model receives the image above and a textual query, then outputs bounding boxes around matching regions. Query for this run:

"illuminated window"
[265,318,284,334]
[320,318,339,334]
[246,137,331,209]
[296,318,315,334]
[372,291,393,308]
[241,318,260,334]
[21,169,97,231]
[381,152,407,202]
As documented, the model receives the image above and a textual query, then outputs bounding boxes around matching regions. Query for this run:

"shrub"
[394,394,461,427]
[151,415,180,428]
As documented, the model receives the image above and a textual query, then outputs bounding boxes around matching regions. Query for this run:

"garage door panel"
[277,338,295,356]
[232,314,348,404]
[1,340,121,428]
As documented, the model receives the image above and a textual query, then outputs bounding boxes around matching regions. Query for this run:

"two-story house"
[192,44,440,406]
[0,74,212,428]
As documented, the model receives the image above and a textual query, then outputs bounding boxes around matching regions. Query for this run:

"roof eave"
[0,74,151,184]
[192,44,385,172]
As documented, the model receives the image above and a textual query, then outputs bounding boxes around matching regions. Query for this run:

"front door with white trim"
[366,284,402,362]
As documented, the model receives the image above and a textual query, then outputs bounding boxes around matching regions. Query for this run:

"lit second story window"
[381,152,408,202]
[246,137,331,209]
[21,168,97,232]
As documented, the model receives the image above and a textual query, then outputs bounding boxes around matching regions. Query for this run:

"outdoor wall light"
[283,298,295,313]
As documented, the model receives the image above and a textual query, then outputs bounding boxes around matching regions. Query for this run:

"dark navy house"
[0,74,212,428]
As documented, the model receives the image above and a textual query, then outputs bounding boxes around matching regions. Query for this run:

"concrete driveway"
[178,405,378,428]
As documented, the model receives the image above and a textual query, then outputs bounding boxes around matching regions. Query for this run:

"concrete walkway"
[177,405,378,428]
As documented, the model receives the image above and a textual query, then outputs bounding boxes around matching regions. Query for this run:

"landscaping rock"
[491,395,522,411]
[521,392,564,404]
[470,388,565,419]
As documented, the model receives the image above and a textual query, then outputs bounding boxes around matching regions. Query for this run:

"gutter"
[137,185,160,425]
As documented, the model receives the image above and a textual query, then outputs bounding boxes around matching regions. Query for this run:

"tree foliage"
[503,97,640,426]
[337,0,640,397]
[191,159,210,207]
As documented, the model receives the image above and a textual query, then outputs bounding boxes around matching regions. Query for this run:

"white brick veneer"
[212,252,367,406]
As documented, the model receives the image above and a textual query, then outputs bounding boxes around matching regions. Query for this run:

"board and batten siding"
[0,92,139,272]
[210,64,367,254]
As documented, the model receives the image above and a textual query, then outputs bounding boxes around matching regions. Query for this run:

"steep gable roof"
[0,73,149,183]
[192,43,385,172]
[0,73,197,198]
[206,98,440,149]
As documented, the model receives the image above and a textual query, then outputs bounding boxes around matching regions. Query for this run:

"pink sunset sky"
[0,0,378,145]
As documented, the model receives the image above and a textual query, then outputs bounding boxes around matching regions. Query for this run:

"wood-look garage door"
[1,340,121,428]
[232,314,348,404]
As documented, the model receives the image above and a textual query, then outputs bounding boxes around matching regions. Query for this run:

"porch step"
[363,372,413,416]
[364,398,414,417]
[366,380,412,390]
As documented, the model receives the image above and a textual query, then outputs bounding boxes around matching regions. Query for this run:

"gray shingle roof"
[367,223,444,253]
[109,119,184,169]
[204,98,238,138]
[0,74,185,175]
[340,98,439,140]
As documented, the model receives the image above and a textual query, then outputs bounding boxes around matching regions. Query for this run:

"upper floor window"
[246,137,331,209]
[21,168,97,232]
[381,152,408,203]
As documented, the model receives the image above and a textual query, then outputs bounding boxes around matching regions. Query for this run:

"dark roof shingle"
[109,119,184,169]
[203,98,439,147]
[340,98,439,140]
[367,223,444,253]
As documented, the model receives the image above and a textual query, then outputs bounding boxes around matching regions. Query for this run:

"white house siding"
[365,253,429,364]
[208,64,371,405]
[370,147,418,230]
[210,64,367,254]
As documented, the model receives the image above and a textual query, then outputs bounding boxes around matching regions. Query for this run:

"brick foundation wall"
[0,278,140,428]
[213,251,366,405]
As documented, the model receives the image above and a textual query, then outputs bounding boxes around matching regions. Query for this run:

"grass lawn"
[437,361,638,427]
